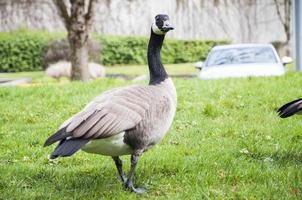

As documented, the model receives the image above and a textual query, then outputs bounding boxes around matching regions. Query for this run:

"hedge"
[98,35,230,65]
[0,31,230,72]
[0,31,62,72]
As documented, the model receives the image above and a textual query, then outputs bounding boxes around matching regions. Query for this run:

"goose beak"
[167,25,174,31]
[162,25,174,32]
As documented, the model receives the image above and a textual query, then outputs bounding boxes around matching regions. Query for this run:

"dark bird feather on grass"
[277,98,302,118]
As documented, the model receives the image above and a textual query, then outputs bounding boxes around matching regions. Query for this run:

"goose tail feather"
[50,138,90,159]
[44,127,72,147]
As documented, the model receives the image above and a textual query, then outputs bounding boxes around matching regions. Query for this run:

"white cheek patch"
[164,20,171,27]
[152,20,165,35]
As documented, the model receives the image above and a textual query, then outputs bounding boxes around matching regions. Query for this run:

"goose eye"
[156,20,163,28]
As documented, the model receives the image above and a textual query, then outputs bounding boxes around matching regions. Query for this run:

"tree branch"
[273,0,285,25]
[53,0,70,29]
[284,0,291,27]
[85,0,97,30]
[274,0,291,43]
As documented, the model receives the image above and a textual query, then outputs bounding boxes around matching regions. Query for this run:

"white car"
[195,44,292,79]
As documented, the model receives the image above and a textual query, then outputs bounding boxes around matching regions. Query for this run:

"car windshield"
[206,47,277,67]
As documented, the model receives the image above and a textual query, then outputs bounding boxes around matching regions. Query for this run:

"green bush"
[98,35,230,65]
[98,36,148,66]
[0,31,59,72]
[0,31,230,72]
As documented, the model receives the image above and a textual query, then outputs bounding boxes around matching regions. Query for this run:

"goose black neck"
[147,30,168,85]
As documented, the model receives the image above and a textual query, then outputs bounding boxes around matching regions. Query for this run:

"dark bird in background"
[44,14,176,194]
[277,98,302,118]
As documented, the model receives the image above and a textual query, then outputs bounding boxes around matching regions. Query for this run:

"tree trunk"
[284,23,290,45]
[68,0,90,81]
[68,31,90,81]
[53,0,96,81]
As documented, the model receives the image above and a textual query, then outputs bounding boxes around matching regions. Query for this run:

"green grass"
[0,63,197,84]
[106,63,197,76]
[0,64,302,199]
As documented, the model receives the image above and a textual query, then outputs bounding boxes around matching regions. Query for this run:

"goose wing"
[44,85,152,146]
[277,98,302,118]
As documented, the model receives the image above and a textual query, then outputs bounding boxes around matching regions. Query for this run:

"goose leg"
[125,154,146,194]
[112,156,127,183]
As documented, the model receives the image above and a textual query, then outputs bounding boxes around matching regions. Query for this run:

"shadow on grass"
[242,150,302,165]
[22,163,152,193]
[0,164,126,196]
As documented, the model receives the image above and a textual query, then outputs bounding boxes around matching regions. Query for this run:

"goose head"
[151,14,174,35]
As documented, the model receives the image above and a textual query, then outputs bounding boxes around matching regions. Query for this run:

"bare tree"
[273,0,291,45]
[53,0,97,81]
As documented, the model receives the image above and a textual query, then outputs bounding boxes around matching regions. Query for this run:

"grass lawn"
[0,64,302,199]
[0,63,198,84]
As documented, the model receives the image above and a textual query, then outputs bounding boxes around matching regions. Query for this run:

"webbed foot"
[125,182,147,194]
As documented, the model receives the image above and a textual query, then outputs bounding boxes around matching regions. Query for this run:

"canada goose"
[45,61,106,80]
[44,14,176,193]
[277,98,302,118]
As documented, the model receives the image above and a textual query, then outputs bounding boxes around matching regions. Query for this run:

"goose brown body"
[60,78,176,156]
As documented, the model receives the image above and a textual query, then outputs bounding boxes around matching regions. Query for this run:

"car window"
[205,47,277,66]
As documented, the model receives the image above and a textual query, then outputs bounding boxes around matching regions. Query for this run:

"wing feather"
[45,85,152,152]
[73,110,106,137]
[64,86,149,139]
[66,109,96,132]
[94,113,116,137]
